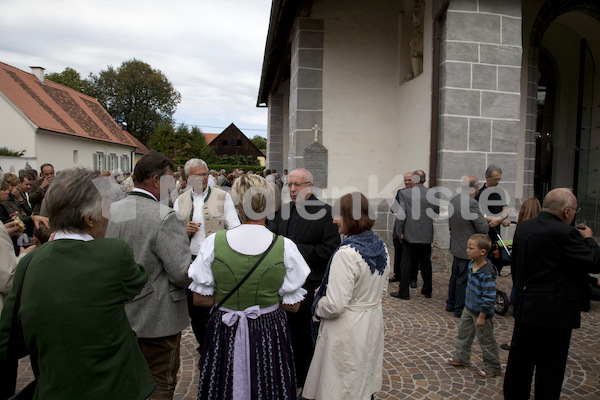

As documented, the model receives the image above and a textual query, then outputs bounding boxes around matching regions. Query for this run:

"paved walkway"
[15,269,600,399]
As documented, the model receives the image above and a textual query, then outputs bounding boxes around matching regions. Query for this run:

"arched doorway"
[528,2,600,231]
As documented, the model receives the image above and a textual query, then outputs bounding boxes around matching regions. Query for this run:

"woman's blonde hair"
[231,174,275,223]
[518,197,541,224]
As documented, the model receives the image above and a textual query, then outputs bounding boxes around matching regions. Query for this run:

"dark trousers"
[139,333,182,400]
[392,236,402,278]
[503,322,572,400]
[398,242,432,297]
[287,278,319,387]
[186,288,210,352]
[446,256,470,315]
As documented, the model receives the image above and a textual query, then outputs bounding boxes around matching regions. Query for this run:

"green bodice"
[212,230,285,310]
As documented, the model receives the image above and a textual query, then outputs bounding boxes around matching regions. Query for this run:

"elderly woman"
[189,174,310,400]
[0,168,155,400]
[303,192,390,400]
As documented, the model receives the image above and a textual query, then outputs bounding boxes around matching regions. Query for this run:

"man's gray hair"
[184,159,208,176]
[46,168,105,233]
[542,188,575,214]
[485,165,502,178]
[292,168,313,183]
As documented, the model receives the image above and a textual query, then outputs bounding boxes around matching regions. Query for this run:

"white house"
[0,61,147,174]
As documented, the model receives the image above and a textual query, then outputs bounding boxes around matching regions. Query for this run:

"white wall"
[36,130,134,172]
[0,93,37,158]
[314,0,432,199]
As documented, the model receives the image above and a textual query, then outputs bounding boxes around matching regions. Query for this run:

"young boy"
[448,233,502,377]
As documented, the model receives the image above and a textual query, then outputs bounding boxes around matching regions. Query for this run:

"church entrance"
[533,7,600,231]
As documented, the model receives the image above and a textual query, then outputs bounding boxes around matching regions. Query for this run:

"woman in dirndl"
[188,174,310,400]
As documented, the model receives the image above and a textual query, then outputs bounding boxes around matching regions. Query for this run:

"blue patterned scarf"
[311,229,387,345]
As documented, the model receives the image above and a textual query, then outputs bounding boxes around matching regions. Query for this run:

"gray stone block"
[472,64,497,91]
[299,31,324,49]
[446,12,501,44]
[481,92,520,119]
[437,179,462,198]
[440,88,481,116]
[373,213,389,231]
[297,68,323,89]
[498,66,521,93]
[492,120,520,153]
[295,129,320,152]
[525,141,535,159]
[441,62,470,88]
[438,151,486,181]
[479,0,521,18]
[502,16,522,46]
[439,116,468,151]
[469,118,492,152]
[442,41,479,63]
[448,0,477,11]
[480,44,521,66]
[298,18,324,31]
[297,88,322,110]
[295,110,322,131]
[298,49,324,69]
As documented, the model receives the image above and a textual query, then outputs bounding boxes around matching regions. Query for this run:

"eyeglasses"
[190,173,209,177]
[287,182,310,188]
[568,207,582,213]
[489,177,502,182]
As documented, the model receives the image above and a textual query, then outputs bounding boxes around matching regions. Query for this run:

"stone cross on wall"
[312,124,320,142]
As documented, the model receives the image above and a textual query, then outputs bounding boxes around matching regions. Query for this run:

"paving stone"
[14,269,600,399]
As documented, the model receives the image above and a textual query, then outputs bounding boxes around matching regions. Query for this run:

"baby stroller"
[489,229,513,316]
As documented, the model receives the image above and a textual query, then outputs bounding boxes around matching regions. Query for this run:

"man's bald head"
[461,175,479,197]
[542,188,577,224]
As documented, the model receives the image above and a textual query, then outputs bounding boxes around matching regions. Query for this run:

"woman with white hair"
[189,174,310,400]
[0,168,155,400]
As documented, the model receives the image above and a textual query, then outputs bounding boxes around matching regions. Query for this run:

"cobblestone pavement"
[15,269,600,399]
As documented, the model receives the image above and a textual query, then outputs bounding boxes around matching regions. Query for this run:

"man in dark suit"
[446,176,488,317]
[269,168,340,391]
[503,188,600,400]
[391,170,439,300]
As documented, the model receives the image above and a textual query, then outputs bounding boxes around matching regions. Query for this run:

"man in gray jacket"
[106,151,192,400]
[446,176,489,317]
[391,170,439,300]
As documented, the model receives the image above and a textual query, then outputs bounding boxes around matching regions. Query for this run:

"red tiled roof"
[0,61,139,149]
[203,133,219,144]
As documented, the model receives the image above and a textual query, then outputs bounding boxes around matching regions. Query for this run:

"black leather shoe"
[390,291,410,300]
[389,275,399,283]
[410,281,417,288]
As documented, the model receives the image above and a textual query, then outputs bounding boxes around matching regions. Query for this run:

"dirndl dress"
[196,231,299,400]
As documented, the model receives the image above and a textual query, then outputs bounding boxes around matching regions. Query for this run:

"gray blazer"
[448,192,489,259]
[106,192,192,338]
[394,185,439,244]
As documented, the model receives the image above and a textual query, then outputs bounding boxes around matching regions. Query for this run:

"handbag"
[210,234,278,315]
[1,252,38,400]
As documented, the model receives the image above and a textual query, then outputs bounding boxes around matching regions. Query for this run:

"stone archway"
[523,1,600,220]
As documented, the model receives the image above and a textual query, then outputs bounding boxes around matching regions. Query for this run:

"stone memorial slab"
[304,124,328,188]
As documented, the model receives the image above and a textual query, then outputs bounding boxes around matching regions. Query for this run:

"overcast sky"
[0,0,272,137]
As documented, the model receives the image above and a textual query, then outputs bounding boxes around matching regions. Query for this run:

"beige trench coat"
[303,245,390,400]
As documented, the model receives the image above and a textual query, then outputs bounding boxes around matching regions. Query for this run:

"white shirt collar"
[132,188,158,201]
[54,230,95,241]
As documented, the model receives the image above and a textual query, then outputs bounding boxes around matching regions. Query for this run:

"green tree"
[250,135,267,149]
[148,122,216,166]
[90,59,181,145]
[45,67,95,95]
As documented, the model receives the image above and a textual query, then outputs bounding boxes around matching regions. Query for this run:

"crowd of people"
[0,156,598,400]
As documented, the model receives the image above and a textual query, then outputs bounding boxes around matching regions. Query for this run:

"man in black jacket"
[503,188,600,400]
[269,168,340,391]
